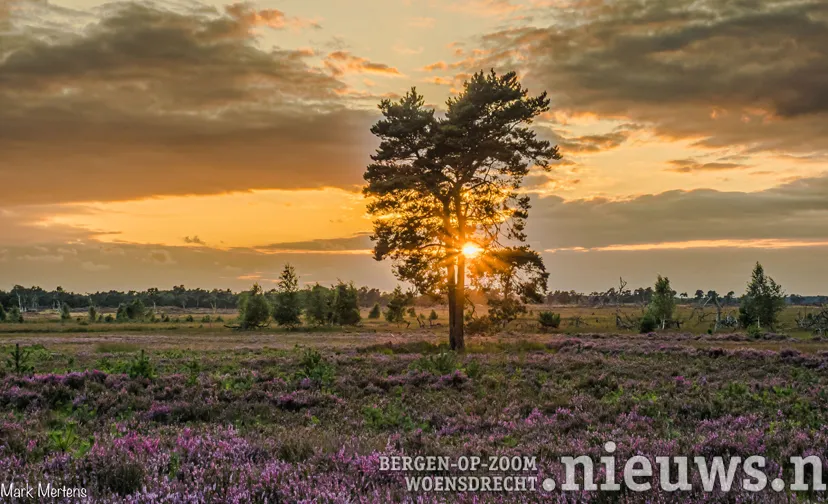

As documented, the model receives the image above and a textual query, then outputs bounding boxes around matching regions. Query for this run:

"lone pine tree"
[364,70,560,350]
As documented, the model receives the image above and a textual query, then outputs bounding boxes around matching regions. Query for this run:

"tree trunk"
[452,254,466,351]
[447,263,458,350]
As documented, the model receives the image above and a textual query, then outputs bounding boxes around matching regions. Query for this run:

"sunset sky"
[1,0,827,294]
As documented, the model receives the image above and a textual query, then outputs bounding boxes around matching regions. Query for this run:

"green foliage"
[739,262,786,330]
[0,304,5,322]
[60,302,71,321]
[104,314,114,323]
[201,315,212,323]
[368,303,381,319]
[184,315,195,323]
[184,360,201,386]
[465,314,494,335]
[88,306,98,324]
[331,281,361,326]
[428,309,439,321]
[237,283,272,330]
[273,264,303,327]
[363,71,561,350]
[538,311,561,330]
[49,422,91,456]
[305,284,332,325]
[487,297,526,326]
[117,299,147,322]
[384,286,409,324]
[648,275,676,329]
[747,323,763,339]
[412,351,459,375]
[296,348,335,389]
[362,402,423,431]
[6,343,34,375]
[639,312,658,333]
[8,306,23,323]
[127,350,155,379]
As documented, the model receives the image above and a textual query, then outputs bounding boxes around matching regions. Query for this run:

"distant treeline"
[0,285,393,312]
[1,284,824,313]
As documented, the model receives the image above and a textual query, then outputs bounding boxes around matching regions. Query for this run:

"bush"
[428,310,439,322]
[0,304,5,322]
[88,306,98,324]
[60,303,71,322]
[237,283,272,330]
[331,281,361,326]
[739,262,786,330]
[384,286,409,325]
[127,350,155,379]
[747,323,762,339]
[639,313,658,333]
[368,303,381,319]
[7,306,23,323]
[538,311,561,330]
[273,264,303,327]
[184,315,195,323]
[304,284,332,325]
[465,314,493,335]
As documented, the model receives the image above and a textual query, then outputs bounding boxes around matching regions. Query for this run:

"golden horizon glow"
[546,239,828,253]
[461,242,483,258]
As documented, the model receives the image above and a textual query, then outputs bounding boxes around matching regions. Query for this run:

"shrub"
[185,314,195,323]
[538,311,561,330]
[60,303,71,322]
[273,264,303,327]
[0,304,6,322]
[384,286,408,325]
[368,303,381,319]
[428,309,439,322]
[304,284,332,325]
[8,306,23,323]
[201,315,212,323]
[127,350,155,379]
[296,349,335,389]
[465,314,493,334]
[413,351,458,375]
[6,343,34,375]
[648,275,676,329]
[739,262,786,330]
[331,281,361,326]
[237,283,272,330]
[639,312,658,333]
[747,323,762,339]
[88,306,98,323]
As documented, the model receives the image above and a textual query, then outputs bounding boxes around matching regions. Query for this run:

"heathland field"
[0,305,827,502]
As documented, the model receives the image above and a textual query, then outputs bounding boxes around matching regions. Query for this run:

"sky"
[1,0,827,295]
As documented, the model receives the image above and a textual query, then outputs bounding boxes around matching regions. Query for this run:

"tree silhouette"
[364,70,560,349]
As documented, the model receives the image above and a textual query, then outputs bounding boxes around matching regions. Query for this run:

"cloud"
[256,234,373,253]
[184,236,206,245]
[0,2,378,206]
[324,51,403,77]
[457,0,828,156]
[665,159,749,173]
[528,173,828,250]
[81,261,111,272]
[408,17,436,28]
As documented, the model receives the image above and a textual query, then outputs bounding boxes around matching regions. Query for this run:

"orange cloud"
[547,239,828,253]
[324,51,402,77]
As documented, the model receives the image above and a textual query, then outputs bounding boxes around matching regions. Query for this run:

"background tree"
[648,275,676,330]
[331,281,361,326]
[60,302,71,322]
[364,70,560,350]
[88,306,97,324]
[236,283,272,330]
[739,262,785,330]
[8,306,23,323]
[469,247,548,327]
[384,286,409,325]
[305,284,332,326]
[368,303,381,319]
[273,264,302,328]
[0,304,5,322]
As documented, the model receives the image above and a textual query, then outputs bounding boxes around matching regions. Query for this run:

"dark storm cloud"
[529,173,828,249]
[462,0,828,154]
[0,2,378,205]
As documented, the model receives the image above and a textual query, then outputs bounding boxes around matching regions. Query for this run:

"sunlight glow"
[461,242,483,258]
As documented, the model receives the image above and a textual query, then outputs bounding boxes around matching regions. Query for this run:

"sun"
[461,242,483,258]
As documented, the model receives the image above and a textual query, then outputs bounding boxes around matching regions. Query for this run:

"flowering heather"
[0,338,826,501]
